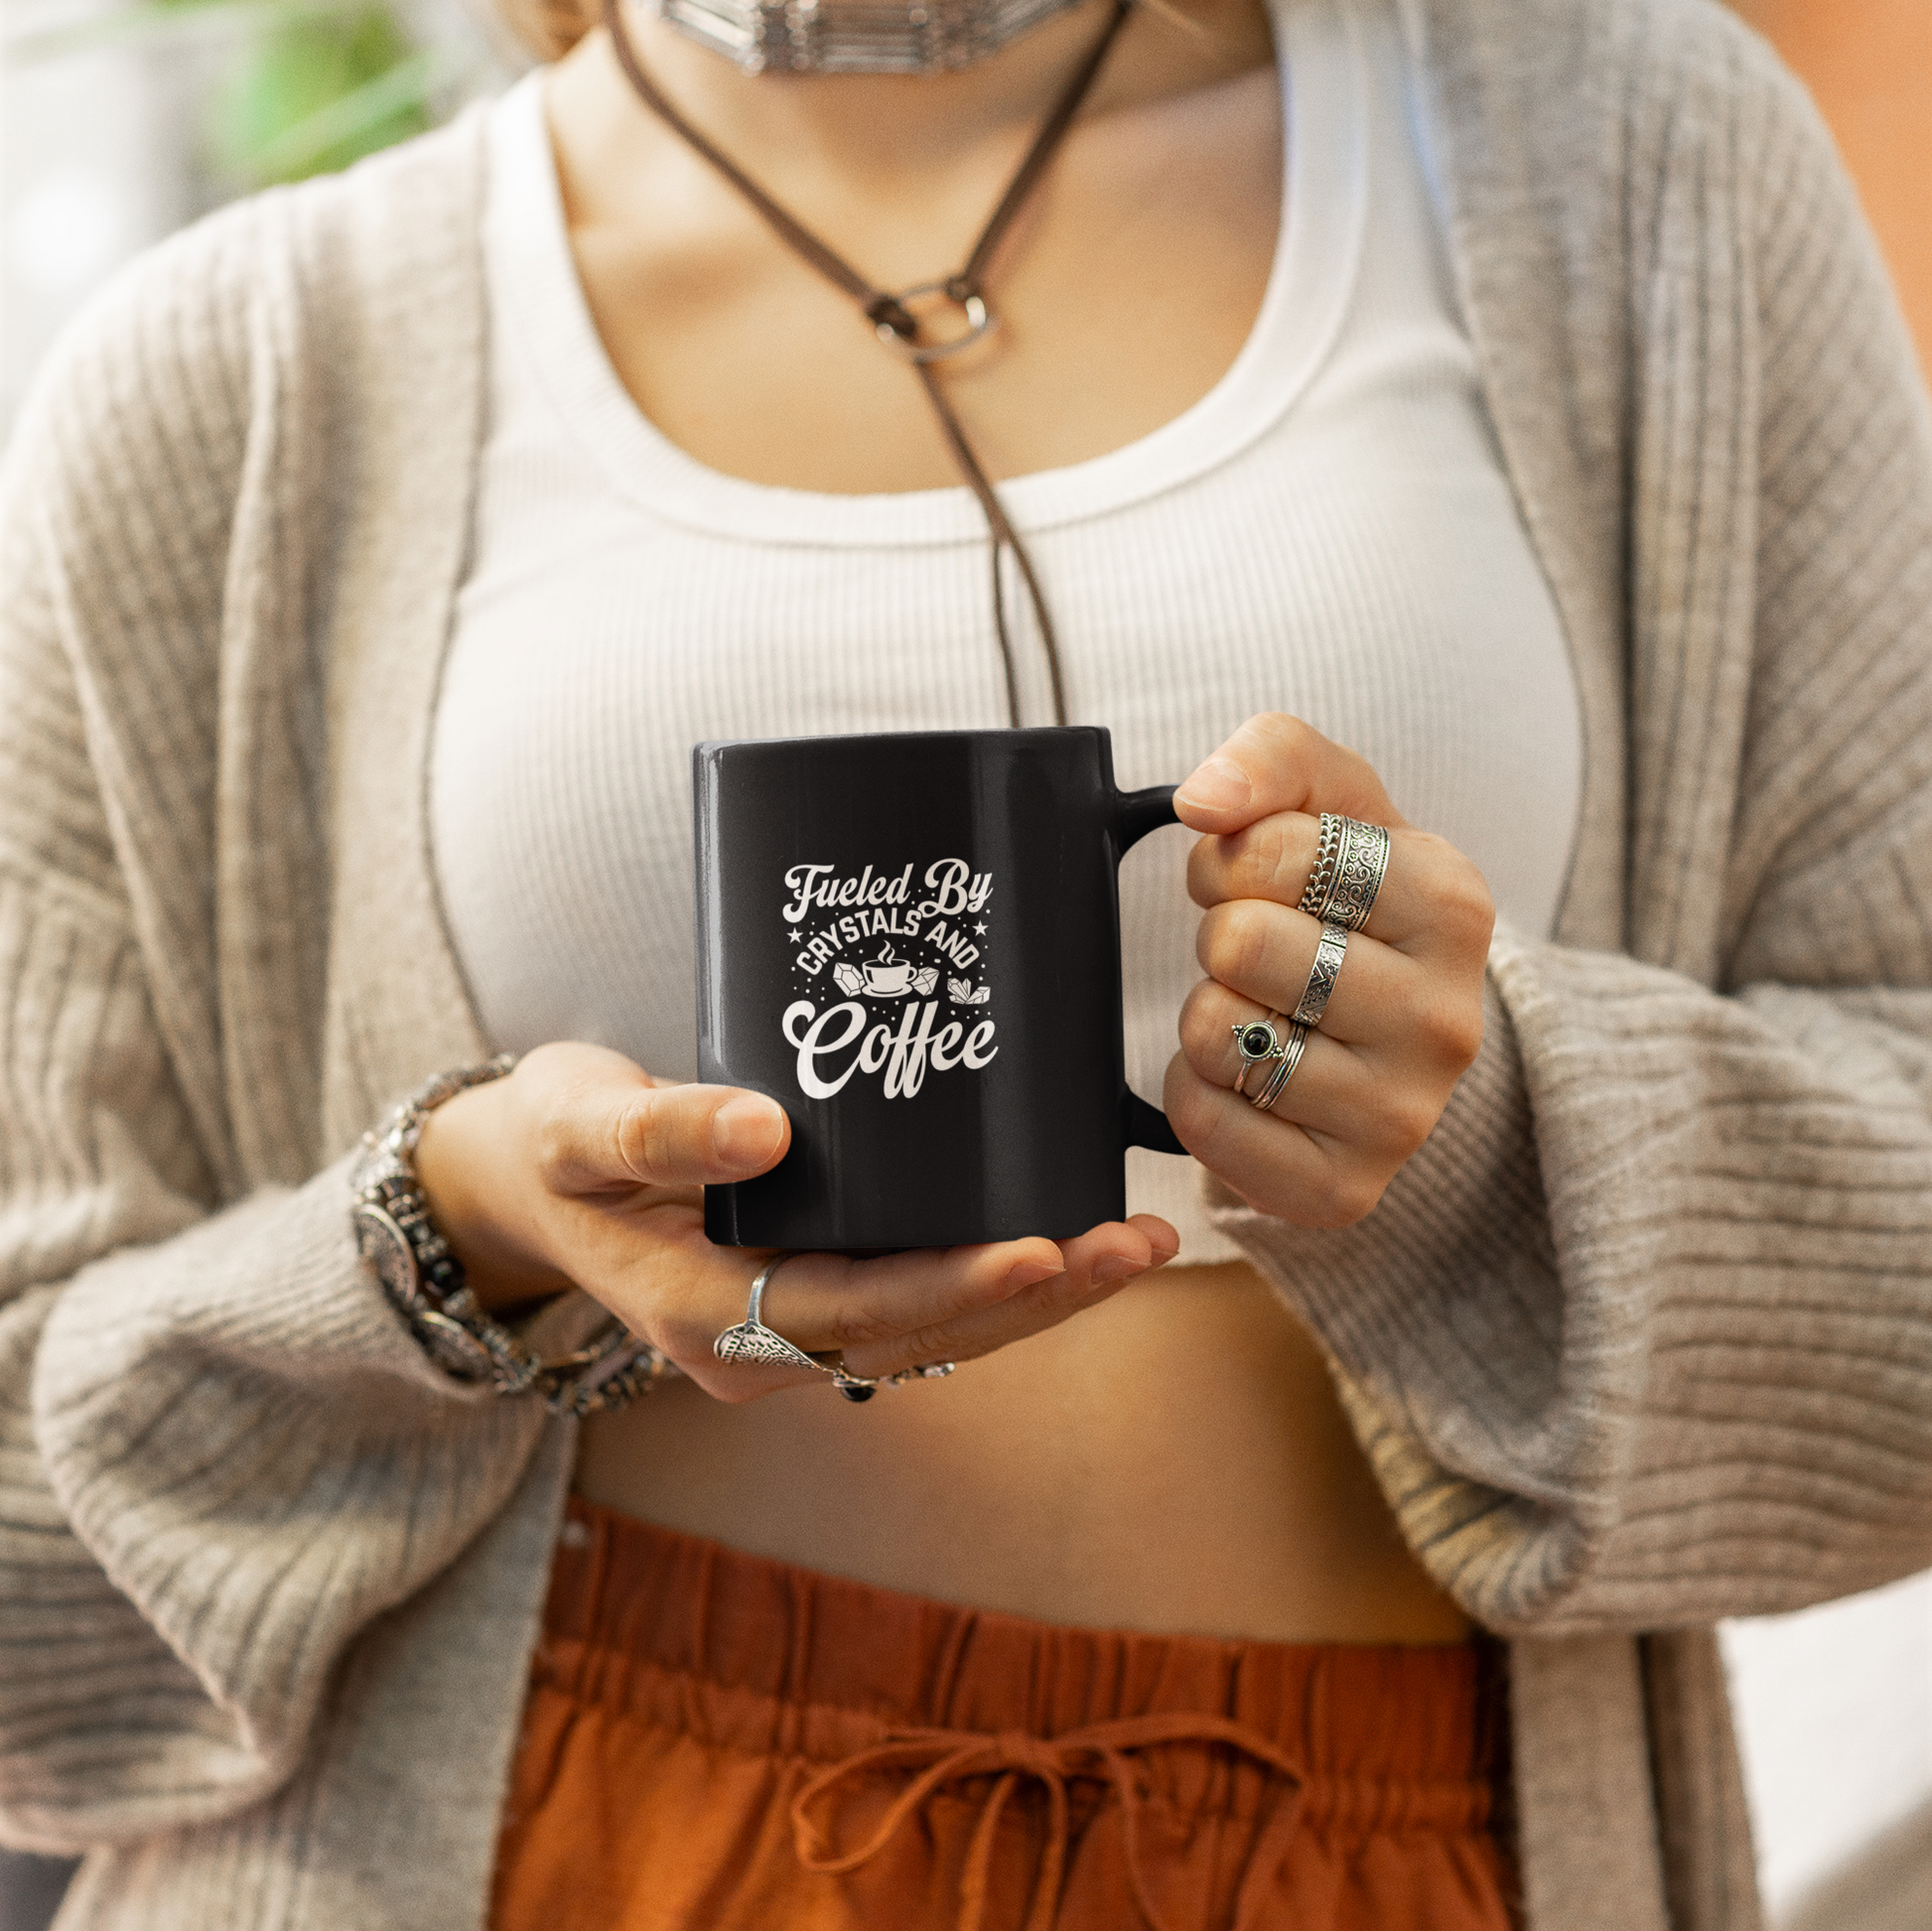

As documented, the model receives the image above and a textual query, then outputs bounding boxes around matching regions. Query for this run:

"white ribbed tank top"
[433,0,1583,1263]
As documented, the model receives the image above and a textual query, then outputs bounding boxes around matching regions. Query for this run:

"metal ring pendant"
[876,282,998,364]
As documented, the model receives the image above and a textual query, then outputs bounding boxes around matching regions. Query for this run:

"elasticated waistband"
[536,1494,1502,1840]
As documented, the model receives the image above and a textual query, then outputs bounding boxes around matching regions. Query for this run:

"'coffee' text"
[783,999,997,1099]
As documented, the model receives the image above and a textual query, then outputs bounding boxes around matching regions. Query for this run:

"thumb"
[526,1049,790,1193]
[609,1082,790,1189]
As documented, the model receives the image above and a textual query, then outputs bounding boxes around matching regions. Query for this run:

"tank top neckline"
[483,0,1369,547]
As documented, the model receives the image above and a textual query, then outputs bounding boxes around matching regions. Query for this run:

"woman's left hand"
[1165,713,1495,1229]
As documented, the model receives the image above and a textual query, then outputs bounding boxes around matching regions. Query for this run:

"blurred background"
[3,0,522,424]
[2,0,1929,1926]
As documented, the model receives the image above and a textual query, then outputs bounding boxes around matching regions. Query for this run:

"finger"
[1177,978,1448,1161]
[568,1212,860,1400]
[561,1206,1180,1401]
[1051,1216,1172,1286]
[1190,901,1480,1069]
[1163,1052,1406,1231]
[697,1239,1069,1396]
[556,1190,1087,1400]
[1185,816,1494,962]
[1173,714,1404,837]
[763,1236,1066,1354]
[635,1235,1070,1399]
[837,1218,1175,1378]
[1193,898,1405,1047]
[518,1043,792,1194]
[544,1199,837,1400]
[728,1222,1152,1381]
[1128,1212,1182,1266]
[811,1217,1179,1377]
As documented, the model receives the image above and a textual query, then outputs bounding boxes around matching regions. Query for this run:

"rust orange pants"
[491,1498,1517,1931]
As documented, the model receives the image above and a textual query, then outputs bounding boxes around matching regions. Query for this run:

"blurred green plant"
[12,0,481,191]
[205,2,435,183]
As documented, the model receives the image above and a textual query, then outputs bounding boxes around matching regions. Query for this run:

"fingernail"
[1175,756,1251,815]
[1004,1259,1064,1294]
[713,1095,785,1169]
[1091,1255,1148,1285]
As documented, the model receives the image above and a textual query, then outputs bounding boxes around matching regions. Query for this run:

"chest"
[554,69,1283,492]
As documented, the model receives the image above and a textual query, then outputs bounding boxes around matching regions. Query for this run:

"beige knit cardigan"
[3,0,1930,1925]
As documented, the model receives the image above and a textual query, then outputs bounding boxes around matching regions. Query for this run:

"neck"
[573,0,1270,179]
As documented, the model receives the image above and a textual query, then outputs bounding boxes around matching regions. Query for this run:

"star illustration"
[787,928,803,942]
[972,920,988,935]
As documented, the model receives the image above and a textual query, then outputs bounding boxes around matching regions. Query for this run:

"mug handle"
[1113,785,1189,1158]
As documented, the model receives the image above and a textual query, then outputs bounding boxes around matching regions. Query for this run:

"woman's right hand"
[413,1041,1176,1401]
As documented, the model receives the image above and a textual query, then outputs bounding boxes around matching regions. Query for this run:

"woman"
[2,0,1929,1926]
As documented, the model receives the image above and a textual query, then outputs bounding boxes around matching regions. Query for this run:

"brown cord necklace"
[601,0,1138,727]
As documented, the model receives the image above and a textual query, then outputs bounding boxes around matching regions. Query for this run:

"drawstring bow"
[790,1710,1308,1931]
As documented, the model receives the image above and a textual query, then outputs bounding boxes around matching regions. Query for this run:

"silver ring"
[1298,814,1390,932]
[1249,1022,1311,1113]
[1328,819,1391,931]
[716,1264,957,1402]
[1325,818,1390,931]
[1291,921,1349,1029]
[714,1255,824,1372]
[875,283,997,364]
[1298,812,1345,915]
[832,1358,958,1404]
[1230,1011,1289,1095]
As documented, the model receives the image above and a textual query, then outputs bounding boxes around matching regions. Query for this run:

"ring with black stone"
[1231,1011,1289,1095]
[831,1358,958,1403]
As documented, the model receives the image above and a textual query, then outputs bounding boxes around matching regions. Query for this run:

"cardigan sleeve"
[1213,28,1932,1636]
[0,189,545,1856]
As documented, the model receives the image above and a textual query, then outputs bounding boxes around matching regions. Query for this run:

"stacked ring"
[1292,921,1349,1029]
[1250,1021,1311,1113]
[1225,818,1386,1124]
[1297,813,1345,916]
[1300,813,1391,932]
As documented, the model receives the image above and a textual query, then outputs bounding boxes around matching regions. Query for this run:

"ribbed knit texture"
[1214,0,1932,1631]
[0,121,553,1921]
[1,2,1928,1929]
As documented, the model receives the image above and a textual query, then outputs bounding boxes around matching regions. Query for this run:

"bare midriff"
[575,1259,1469,1645]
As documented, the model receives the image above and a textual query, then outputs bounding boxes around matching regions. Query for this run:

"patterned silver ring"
[1299,814,1391,933]
[1291,921,1349,1029]
[1249,1021,1311,1113]
[1297,812,1346,916]
[713,1254,824,1373]
[1326,818,1391,932]
[1230,1012,1289,1095]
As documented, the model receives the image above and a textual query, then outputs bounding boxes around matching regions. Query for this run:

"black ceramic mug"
[695,727,1188,1250]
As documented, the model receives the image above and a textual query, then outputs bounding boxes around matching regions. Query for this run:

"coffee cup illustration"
[831,944,939,1001]
[863,945,912,995]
